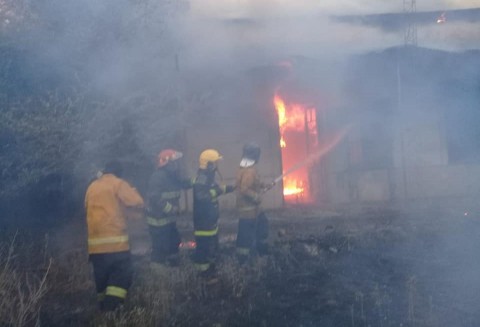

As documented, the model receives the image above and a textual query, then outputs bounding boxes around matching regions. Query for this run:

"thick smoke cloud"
[192,0,480,16]
[183,0,480,71]
[0,0,191,207]
[1,0,478,202]
[0,1,479,325]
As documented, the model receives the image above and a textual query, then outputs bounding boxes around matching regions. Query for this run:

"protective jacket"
[193,169,229,235]
[85,174,144,254]
[146,168,192,226]
[236,166,264,219]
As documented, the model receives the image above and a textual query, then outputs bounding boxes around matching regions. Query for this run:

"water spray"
[263,126,351,193]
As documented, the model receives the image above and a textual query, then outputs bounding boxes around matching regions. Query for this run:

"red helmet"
[157,149,183,168]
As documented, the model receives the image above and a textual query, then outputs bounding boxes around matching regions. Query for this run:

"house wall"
[326,115,480,204]
[324,47,480,206]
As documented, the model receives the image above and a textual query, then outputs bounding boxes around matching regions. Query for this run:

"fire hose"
[262,126,351,194]
[261,157,311,194]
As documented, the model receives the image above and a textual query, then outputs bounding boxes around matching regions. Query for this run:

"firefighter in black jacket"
[193,149,235,275]
[146,149,192,265]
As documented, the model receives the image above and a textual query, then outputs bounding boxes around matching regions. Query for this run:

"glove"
[225,184,236,193]
[253,193,262,205]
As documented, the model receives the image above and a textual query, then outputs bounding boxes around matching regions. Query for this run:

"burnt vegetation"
[2,209,480,326]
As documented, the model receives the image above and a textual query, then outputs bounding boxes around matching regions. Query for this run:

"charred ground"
[1,206,476,327]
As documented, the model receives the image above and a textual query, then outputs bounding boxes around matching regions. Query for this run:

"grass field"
[1,206,479,326]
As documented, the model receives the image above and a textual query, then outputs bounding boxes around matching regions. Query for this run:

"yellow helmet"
[199,149,222,169]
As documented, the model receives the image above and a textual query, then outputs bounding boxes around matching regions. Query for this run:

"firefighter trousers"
[193,234,219,273]
[149,223,181,264]
[89,251,133,311]
[236,212,269,259]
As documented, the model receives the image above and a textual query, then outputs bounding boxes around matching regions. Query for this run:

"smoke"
[191,0,480,16]
[0,0,479,324]
[1,0,478,194]
[421,21,480,50]
[182,2,480,71]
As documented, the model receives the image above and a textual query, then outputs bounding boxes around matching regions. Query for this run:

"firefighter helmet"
[157,149,183,168]
[199,149,222,170]
[242,142,261,162]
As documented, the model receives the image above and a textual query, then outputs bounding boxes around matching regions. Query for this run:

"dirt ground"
[39,204,480,327]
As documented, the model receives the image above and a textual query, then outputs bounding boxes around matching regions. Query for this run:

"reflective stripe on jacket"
[146,216,176,227]
[85,174,144,254]
[146,168,192,223]
[236,166,263,219]
[193,169,226,232]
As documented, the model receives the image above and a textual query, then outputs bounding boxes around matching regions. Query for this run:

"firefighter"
[146,149,192,266]
[85,160,144,311]
[235,142,271,262]
[193,149,235,276]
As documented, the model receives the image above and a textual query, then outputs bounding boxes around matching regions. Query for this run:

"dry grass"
[1,211,470,327]
[89,253,271,327]
[0,233,51,327]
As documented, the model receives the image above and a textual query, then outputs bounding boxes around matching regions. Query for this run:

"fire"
[283,178,304,196]
[273,92,318,202]
[273,91,351,203]
[274,94,287,147]
[284,187,304,196]
[274,94,316,147]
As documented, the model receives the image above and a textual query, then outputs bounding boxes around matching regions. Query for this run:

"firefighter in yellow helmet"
[192,149,235,277]
[85,160,144,311]
[235,142,271,263]
[146,149,193,266]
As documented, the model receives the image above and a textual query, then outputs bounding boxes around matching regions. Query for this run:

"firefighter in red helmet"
[146,149,193,266]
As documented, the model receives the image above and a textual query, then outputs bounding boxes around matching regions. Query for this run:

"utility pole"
[397,0,417,202]
[403,0,418,46]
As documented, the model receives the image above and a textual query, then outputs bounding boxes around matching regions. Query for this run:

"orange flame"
[284,187,304,196]
[274,93,315,148]
[274,92,318,202]
[283,178,304,196]
[273,92,349,203]
[274,94,287,147]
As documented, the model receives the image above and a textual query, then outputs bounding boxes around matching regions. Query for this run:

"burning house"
[177,3,480,211]
[182,45,480,210]
[182,58,342,209]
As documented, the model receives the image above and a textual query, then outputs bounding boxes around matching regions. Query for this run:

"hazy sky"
[180,0,480,70]
[191,0,480,18]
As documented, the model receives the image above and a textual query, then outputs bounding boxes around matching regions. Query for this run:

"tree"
[0,0,190,224]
